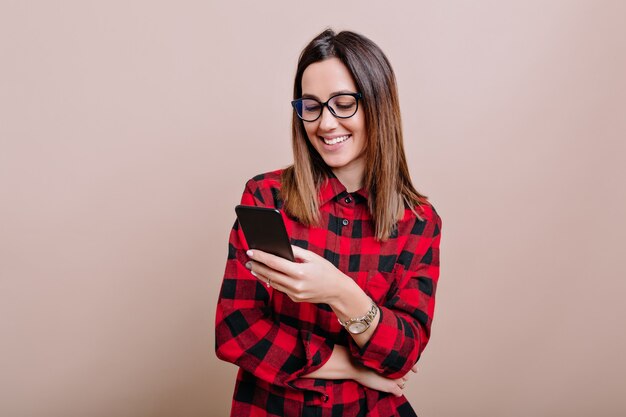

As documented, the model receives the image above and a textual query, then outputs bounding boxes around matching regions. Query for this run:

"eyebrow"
[301,90,355,100]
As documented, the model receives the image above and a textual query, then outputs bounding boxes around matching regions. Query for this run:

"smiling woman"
[298,58,366,192]
[298,59,367,192]
[215,28,442,417]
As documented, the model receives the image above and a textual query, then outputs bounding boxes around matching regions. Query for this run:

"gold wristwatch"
[338,302,379,334]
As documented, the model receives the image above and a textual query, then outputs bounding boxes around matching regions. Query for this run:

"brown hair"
[281,28,428,241]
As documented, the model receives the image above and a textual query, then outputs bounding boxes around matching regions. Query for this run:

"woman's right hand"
[352,363,418,397]
[300,344,418,396]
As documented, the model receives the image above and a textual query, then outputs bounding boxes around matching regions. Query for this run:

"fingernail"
[250,271,257,277]
[246,250,253,257]
[245,262,251,270]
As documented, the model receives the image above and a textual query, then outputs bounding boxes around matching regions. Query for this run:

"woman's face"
[300,58,367,184]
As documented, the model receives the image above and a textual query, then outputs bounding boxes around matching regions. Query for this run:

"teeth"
[322,135,350,145]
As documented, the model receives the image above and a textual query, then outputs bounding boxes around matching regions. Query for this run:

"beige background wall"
[1,1,625,416]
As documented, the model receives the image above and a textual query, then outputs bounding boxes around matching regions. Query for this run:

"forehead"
[301,58,357,98]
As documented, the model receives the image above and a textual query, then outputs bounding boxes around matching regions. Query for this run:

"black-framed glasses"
[291,92,363,122]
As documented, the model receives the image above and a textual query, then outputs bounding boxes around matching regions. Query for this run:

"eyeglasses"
[291,92,362,122]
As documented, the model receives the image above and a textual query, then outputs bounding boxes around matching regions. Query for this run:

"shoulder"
[247,169,284,188]
[416,201,441,225]
[241,169,285,208]
[404,200,442,238]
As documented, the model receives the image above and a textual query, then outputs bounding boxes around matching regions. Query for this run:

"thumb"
[291,245,317,262]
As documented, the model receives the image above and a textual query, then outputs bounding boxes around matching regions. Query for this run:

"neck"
[332,164,365,193]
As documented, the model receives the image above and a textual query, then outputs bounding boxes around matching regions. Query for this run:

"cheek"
[346,119,365,137]
[344,112,365,133]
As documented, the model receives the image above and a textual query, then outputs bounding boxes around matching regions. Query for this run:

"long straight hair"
[282,29,428,241]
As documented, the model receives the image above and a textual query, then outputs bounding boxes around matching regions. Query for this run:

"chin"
[322,159,349,169]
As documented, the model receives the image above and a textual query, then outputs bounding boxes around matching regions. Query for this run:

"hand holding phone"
[235,205,295,262]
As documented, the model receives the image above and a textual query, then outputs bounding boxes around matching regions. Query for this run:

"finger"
[247,249,298,275]
[249,270,270,286]
[411,364,418,373]
[247,261,292,290]
[248,269,291,293]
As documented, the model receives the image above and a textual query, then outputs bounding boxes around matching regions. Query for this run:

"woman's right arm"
[301,344,410,397]
[215,179,334,390]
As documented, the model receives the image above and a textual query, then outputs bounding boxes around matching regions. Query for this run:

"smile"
[321,134,351,145]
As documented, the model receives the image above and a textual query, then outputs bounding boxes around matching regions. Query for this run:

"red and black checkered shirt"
[215,169,442,417]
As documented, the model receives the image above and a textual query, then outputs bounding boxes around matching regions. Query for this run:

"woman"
[215,28,442,417]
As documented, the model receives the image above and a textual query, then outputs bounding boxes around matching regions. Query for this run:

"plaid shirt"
[215,169,442,417]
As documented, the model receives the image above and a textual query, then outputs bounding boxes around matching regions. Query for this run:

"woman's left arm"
[247,207,442,380]
[343,209,442,379]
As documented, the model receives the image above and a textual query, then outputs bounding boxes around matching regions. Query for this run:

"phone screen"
[235,205,295,261]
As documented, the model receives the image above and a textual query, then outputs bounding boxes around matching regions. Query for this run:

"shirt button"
[322,394,329,402]
[345,196,352,204]
[342,219,349,226]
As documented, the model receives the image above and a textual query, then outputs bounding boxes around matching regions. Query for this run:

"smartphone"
[235,205,295,262]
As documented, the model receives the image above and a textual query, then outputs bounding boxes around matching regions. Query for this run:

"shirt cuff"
[288,329,335,392]
[347,306,418,378]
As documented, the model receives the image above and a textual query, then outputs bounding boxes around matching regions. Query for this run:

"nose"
[318,105,338,130]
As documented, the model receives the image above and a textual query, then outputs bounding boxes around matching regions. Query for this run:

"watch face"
[348,322,368,334]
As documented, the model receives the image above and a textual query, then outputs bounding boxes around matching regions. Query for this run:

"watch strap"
[337,302,378,329]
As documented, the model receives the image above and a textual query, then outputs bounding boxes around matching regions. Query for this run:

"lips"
[320,134,351,145]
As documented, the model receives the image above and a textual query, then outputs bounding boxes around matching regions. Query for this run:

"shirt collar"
[318,172,369,206]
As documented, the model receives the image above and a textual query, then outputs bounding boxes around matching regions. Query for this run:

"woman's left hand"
[245,246,348,305]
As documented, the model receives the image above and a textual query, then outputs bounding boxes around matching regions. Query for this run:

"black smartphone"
[235,205,295,262]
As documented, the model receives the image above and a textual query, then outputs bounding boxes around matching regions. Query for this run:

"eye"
[304,103,321,112]
[330,95,358,112]
[335,102,356,110]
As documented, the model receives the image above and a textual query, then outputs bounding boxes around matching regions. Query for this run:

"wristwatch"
[338,302,379,334]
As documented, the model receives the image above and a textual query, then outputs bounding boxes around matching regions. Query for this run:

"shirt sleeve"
[348,207,442,379]
[214,179,334,390]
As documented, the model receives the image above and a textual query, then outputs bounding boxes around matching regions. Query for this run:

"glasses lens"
[295,98,322,121]
[328,94,358,118]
